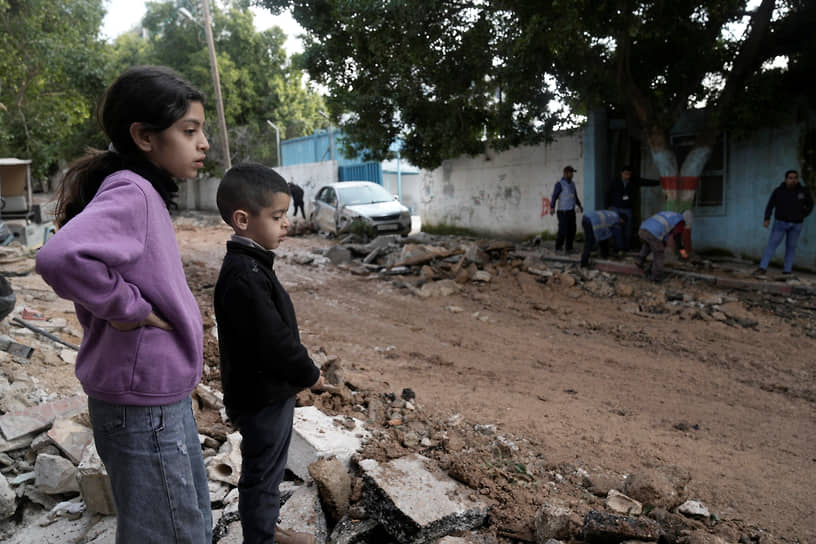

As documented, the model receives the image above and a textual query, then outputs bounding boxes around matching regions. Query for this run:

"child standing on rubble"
[214,163,323,544]
[35,66,213,543]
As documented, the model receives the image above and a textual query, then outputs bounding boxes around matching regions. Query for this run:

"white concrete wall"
[419,130,584,239]
[178,162,338,217]
[275,161,338,218]
[383,172,422,215]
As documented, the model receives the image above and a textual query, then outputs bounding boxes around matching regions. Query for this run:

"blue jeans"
[759,220,803,273]
[610,207,633,250]
[89,396,212,544]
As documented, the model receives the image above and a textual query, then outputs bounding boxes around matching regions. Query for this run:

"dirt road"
[172,215,815,542]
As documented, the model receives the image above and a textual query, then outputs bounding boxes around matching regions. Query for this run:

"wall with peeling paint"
[419,131,584,239]
[692,124,814,269]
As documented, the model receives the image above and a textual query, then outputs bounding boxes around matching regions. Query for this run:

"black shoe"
[753,268,766,276]
[635,258,646,271]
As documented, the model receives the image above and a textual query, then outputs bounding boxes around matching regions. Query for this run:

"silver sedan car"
[311,181,411,236]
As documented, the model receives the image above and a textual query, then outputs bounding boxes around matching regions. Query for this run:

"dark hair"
[784,169,798,179]
[621,165,633,172]
[217,163,290,225]
[54,66,205,226]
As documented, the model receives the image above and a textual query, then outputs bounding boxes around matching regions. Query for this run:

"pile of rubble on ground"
[1,340,783,543]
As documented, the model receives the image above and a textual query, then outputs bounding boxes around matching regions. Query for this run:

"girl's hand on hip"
[110,311,173,331]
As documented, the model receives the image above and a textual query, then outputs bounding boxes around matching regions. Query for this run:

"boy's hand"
[310,374,325,391]
[110,311,173,331]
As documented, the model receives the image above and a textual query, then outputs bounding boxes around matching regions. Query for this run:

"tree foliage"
[255,0,812,172]
[115,0,327,170]
[0,0,110,181]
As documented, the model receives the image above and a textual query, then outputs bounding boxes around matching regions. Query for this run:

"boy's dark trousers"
[237,396,296,544]
[556,209,577,251]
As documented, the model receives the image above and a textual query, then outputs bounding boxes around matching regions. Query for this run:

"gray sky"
[101,0,304,53]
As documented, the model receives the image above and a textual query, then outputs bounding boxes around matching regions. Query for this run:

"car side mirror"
[393,195,399,201]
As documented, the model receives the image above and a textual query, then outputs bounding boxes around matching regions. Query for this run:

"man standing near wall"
[550,165,583,253]
[754,169,813,276]
[605,165,660,252]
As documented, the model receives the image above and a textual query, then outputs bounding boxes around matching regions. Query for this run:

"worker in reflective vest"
[636,210,691,282]
[580,210,624,267]
[549,165,583,252]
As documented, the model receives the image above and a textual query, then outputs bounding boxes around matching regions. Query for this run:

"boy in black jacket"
[214,163,322,544]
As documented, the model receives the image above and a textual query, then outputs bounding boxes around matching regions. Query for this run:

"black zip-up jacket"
[214,241,320,422]
[606,176,660,209]
[764,182,814,223]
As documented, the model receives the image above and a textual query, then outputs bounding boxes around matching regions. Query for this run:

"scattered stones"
[581,510,663,543]
[606,489,643,515]
[678,499,711,519]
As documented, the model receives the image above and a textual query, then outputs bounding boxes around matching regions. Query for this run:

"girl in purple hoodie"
[36,66,212,543]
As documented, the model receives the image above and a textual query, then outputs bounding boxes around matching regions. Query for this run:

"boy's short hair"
[217,163,291,226]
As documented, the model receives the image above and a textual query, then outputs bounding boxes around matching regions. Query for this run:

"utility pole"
[266,120,282,166]
[199,0,230,170]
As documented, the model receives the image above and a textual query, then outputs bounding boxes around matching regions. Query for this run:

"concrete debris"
[678,499,711,519]
[581,510,663,542]
[606,489,643,516]
[534,501,573,541]
[77,441,115,515]
[0,473,15,519]
[34,452,79,494]
[329,515,381,544]
[287,406,369,482]
[360,454,489,543]
[46,417,92,465]
[207,431,242,486]
[278,483,329,544]
[308,456,352,522]
[0,395,85,441]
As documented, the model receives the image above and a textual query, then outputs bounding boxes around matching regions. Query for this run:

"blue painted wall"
[693,123,813,269]
[584,111,814,269]
[281,130,360,167]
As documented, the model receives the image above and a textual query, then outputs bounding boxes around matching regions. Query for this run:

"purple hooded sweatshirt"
[36,170,203,405]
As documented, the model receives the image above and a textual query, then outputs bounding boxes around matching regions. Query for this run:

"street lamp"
[266,120,281,167]
[318,110,335,161]
[179,3,231,170]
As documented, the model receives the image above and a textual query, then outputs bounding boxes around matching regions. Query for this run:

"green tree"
[113,0,326,170]
[256,0,812,204]
[0,0,111,182]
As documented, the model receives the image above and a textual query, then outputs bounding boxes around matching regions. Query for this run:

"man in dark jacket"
[288,182,306,219]
[605,165,660,251]
[755,169,814,276]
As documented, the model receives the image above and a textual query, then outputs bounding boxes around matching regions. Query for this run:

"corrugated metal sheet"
[280,130,359,167]
[338,162,382,184]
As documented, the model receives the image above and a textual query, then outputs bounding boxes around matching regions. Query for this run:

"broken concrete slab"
[287,406,369,482]
[328,515,381,544]
[1,473,15,519]
[308,456,351,522]
[534,502,573,541]
[581,510,663,543]
[206,431,242,486]
[278,484,328,544]
[34,453,79,494]
[360,454,489,544]
[0,395,86,441]
[606,489,643,516]
[47,417,93,465]
[0,431,34,453]
[77,442,115,516]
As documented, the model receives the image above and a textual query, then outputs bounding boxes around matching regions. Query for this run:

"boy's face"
[236,192,291,250]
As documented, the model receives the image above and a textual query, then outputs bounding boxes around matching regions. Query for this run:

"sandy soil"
[6,213,814,543]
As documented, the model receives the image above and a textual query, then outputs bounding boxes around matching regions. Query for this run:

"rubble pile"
[0,343,782,544]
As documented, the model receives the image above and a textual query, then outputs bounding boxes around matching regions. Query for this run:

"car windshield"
[337,184,394,205]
